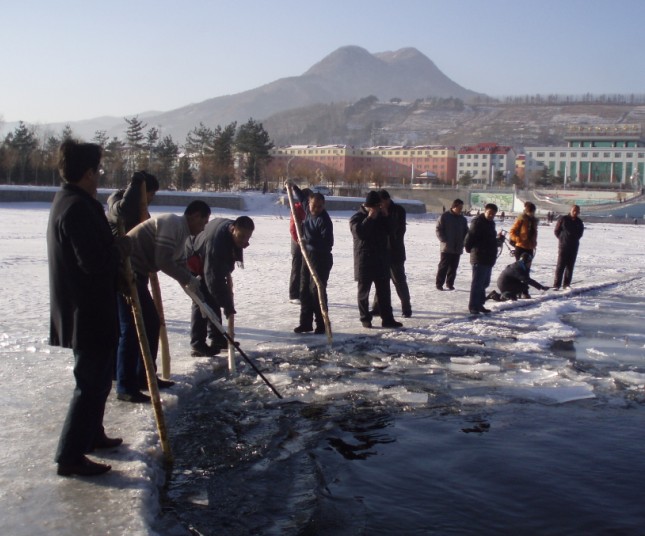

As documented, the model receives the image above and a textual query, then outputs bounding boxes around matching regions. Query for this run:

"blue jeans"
[469,264,493,312]
[116,275,160,395]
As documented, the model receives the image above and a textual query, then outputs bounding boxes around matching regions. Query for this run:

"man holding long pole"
[122,201,210,401]
[188,216,255,357]
[287,181,334,338]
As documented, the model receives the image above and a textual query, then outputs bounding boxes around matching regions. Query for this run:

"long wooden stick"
[119,221,173,464]
[285,185,333,345]
[138,182,172,379]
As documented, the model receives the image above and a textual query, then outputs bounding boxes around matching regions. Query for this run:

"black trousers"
[554,245,579,288]
[190,279,227,348]
[372,262,411,315]
[56,345,114,464]
[289,241,302,300]
[299,252,332,329]
[359,275,394,323]
[436,252,461,288]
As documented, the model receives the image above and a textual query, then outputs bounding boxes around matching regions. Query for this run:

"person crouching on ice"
[487,253,549,302]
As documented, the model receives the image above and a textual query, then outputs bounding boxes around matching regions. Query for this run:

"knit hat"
[364,191,381,207]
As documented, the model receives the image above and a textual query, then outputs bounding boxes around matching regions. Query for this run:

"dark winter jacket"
[497,260,544,294]
[554,215,584,249]
[436,209,468,255]
[464,214,501,266]
[349,206,391,281]
[384,201,407,264]
[47,184,120,349]
[509,213,538,251]
[106,173,149,236]
[193,218,243,316]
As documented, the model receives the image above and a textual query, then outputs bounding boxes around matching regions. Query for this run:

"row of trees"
[0,117,274,190]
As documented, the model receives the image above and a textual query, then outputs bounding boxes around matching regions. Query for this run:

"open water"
[157,286,645,536]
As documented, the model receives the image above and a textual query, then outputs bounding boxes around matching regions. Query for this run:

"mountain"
[7,46,481,142]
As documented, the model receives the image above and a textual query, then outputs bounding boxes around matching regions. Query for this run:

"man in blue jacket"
[464,203,503,314]
[290,183,334,334]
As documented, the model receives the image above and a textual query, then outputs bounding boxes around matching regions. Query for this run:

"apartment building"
[267,144,457,184]
[457,142,517,185]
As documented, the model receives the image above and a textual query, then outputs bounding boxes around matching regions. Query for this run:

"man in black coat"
[189,216,255,355]
[464,203,503,314]
[350,191,403,329]
[435,198,468,291]
[48,140,128,477]
[371,189,411,317]
[553,205,584,289]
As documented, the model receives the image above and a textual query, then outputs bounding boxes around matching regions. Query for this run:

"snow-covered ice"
[1,193,644,535]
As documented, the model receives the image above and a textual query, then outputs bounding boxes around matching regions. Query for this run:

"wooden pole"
[226,275,236,372]
[138,182,172,379]
[119,221,173,464]
[285,184,333,345]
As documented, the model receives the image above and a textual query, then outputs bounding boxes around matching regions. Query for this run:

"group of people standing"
[48,140,252,477]
[288,185,411,333]
[436,199,584,313]
[47,143,583,479]
[287,187,585,329]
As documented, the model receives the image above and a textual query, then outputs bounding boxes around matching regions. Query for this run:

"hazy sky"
[2,0,644,125]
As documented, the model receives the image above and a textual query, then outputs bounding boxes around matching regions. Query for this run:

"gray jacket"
[436,209,468,254]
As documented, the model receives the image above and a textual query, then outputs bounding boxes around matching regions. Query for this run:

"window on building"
[627,153,633,158]
[571,152,577,157]
[549,152,556,157]
[615,153,621,158]
[560,152,567,157]
[537,152,545,157]
[581,152,588,157]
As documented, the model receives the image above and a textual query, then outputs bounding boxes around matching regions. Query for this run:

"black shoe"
[314,325,326,334]
[486,290,501,302]
[156,377,175,389]
[57,456,111,477]
[361,320,372,328]
[209,340,228,352]
[402,312,412,318]
[446,285,455,291]
[469,309,480,315]
[92,435,123,450]
[369,309,381,317]
[520,292,531,299]
[479,307,491,314]
[294,325,313,333]
[552,286,560,291]
[117,391,151,403]
[382,320,403,328]
[436,286,444,291]
[191,342,220,357]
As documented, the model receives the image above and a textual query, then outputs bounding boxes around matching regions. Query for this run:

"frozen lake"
[1,195,644,535]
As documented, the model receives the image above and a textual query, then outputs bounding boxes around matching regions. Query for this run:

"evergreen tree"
[235,118,274,187]
[212,122,236,190]
[184,123,215,189]
[155,135,179,189]
[124,116,147,175]
[7,122,38,183]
